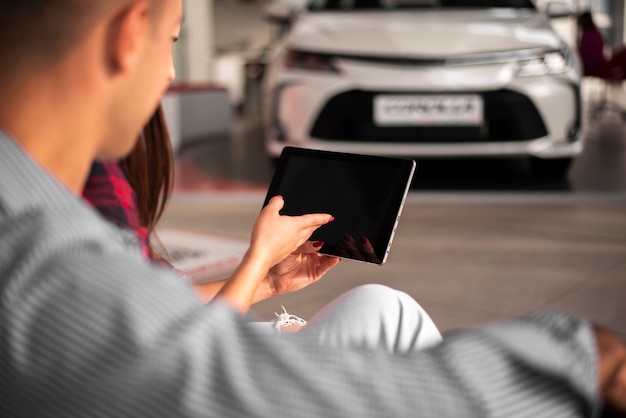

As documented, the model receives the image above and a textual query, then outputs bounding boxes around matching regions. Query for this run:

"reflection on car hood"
[289,9,564,58]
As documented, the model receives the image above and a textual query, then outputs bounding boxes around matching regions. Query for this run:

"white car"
[263,0,582,177]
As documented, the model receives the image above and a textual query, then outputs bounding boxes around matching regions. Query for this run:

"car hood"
[288,9,564,58]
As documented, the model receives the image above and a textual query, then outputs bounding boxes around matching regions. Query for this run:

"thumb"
[267,195,285,213]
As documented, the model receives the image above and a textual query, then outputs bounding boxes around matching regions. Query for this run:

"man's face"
[141,0,182,102]
[101,0,182,159]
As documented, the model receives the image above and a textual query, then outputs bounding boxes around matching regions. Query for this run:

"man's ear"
[106,1,151,75]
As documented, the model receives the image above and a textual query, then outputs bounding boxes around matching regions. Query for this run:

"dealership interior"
[158,0,625,337]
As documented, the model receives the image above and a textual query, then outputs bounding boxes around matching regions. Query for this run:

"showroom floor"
[157,0,626,337]
[158,78,626,338]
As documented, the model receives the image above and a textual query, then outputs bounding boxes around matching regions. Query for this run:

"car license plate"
[374,95,483,126]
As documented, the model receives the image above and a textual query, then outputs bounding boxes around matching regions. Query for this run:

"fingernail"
[276,195,283,200]
[360,236,368,244]
[313,241,324,248]
[329,216,335,222]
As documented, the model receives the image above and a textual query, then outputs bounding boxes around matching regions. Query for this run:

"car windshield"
[308,0,535,11]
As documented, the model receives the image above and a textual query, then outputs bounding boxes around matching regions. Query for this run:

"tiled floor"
[160,193,626,337]
[160,94,626,337]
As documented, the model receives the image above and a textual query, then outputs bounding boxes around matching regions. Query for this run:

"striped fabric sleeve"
[1,249,599,417]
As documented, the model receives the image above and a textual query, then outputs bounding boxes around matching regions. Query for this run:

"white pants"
[253,284,442,354]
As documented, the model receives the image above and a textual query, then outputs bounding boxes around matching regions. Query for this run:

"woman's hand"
[255,240,341,301]
[248,195,334,271]
[213,195,335,313]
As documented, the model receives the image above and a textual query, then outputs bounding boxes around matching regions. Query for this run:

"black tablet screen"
[263,147,415,264]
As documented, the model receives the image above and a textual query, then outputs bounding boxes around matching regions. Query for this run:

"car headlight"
[516,49,571,77]
[283,50,340,73]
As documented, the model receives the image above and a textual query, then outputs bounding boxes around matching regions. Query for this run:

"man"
[0,0,624,416]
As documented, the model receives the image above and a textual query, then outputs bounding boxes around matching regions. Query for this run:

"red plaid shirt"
[82,161,151,260]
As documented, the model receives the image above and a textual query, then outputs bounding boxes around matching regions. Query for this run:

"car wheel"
[528,157,573,179]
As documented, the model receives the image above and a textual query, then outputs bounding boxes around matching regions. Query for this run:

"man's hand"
[596,327,626,416]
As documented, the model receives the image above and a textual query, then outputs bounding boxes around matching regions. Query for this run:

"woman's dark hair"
[120,104,174,236]
[578,11,597,30]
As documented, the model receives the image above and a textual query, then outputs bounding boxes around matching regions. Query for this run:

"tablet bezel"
[263,147,415,265]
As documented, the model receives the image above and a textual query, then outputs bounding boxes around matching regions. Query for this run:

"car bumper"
[267,136,582,159]
[265,57,582,159]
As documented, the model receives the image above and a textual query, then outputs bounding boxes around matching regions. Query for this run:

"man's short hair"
[0,0,163,73]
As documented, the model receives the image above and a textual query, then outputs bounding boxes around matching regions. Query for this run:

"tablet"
[263,147,416,265]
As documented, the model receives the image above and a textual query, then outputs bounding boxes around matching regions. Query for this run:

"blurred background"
[157,0,626,336]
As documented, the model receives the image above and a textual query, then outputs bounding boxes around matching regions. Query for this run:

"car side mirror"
[545,1,577,19]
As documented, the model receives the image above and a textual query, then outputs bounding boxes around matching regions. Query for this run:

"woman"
[82,102,443,350]
[577,11,609,77]
[577,10,626,80]
[83,104,172,265]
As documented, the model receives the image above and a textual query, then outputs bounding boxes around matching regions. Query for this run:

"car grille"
[309,89,548,143]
